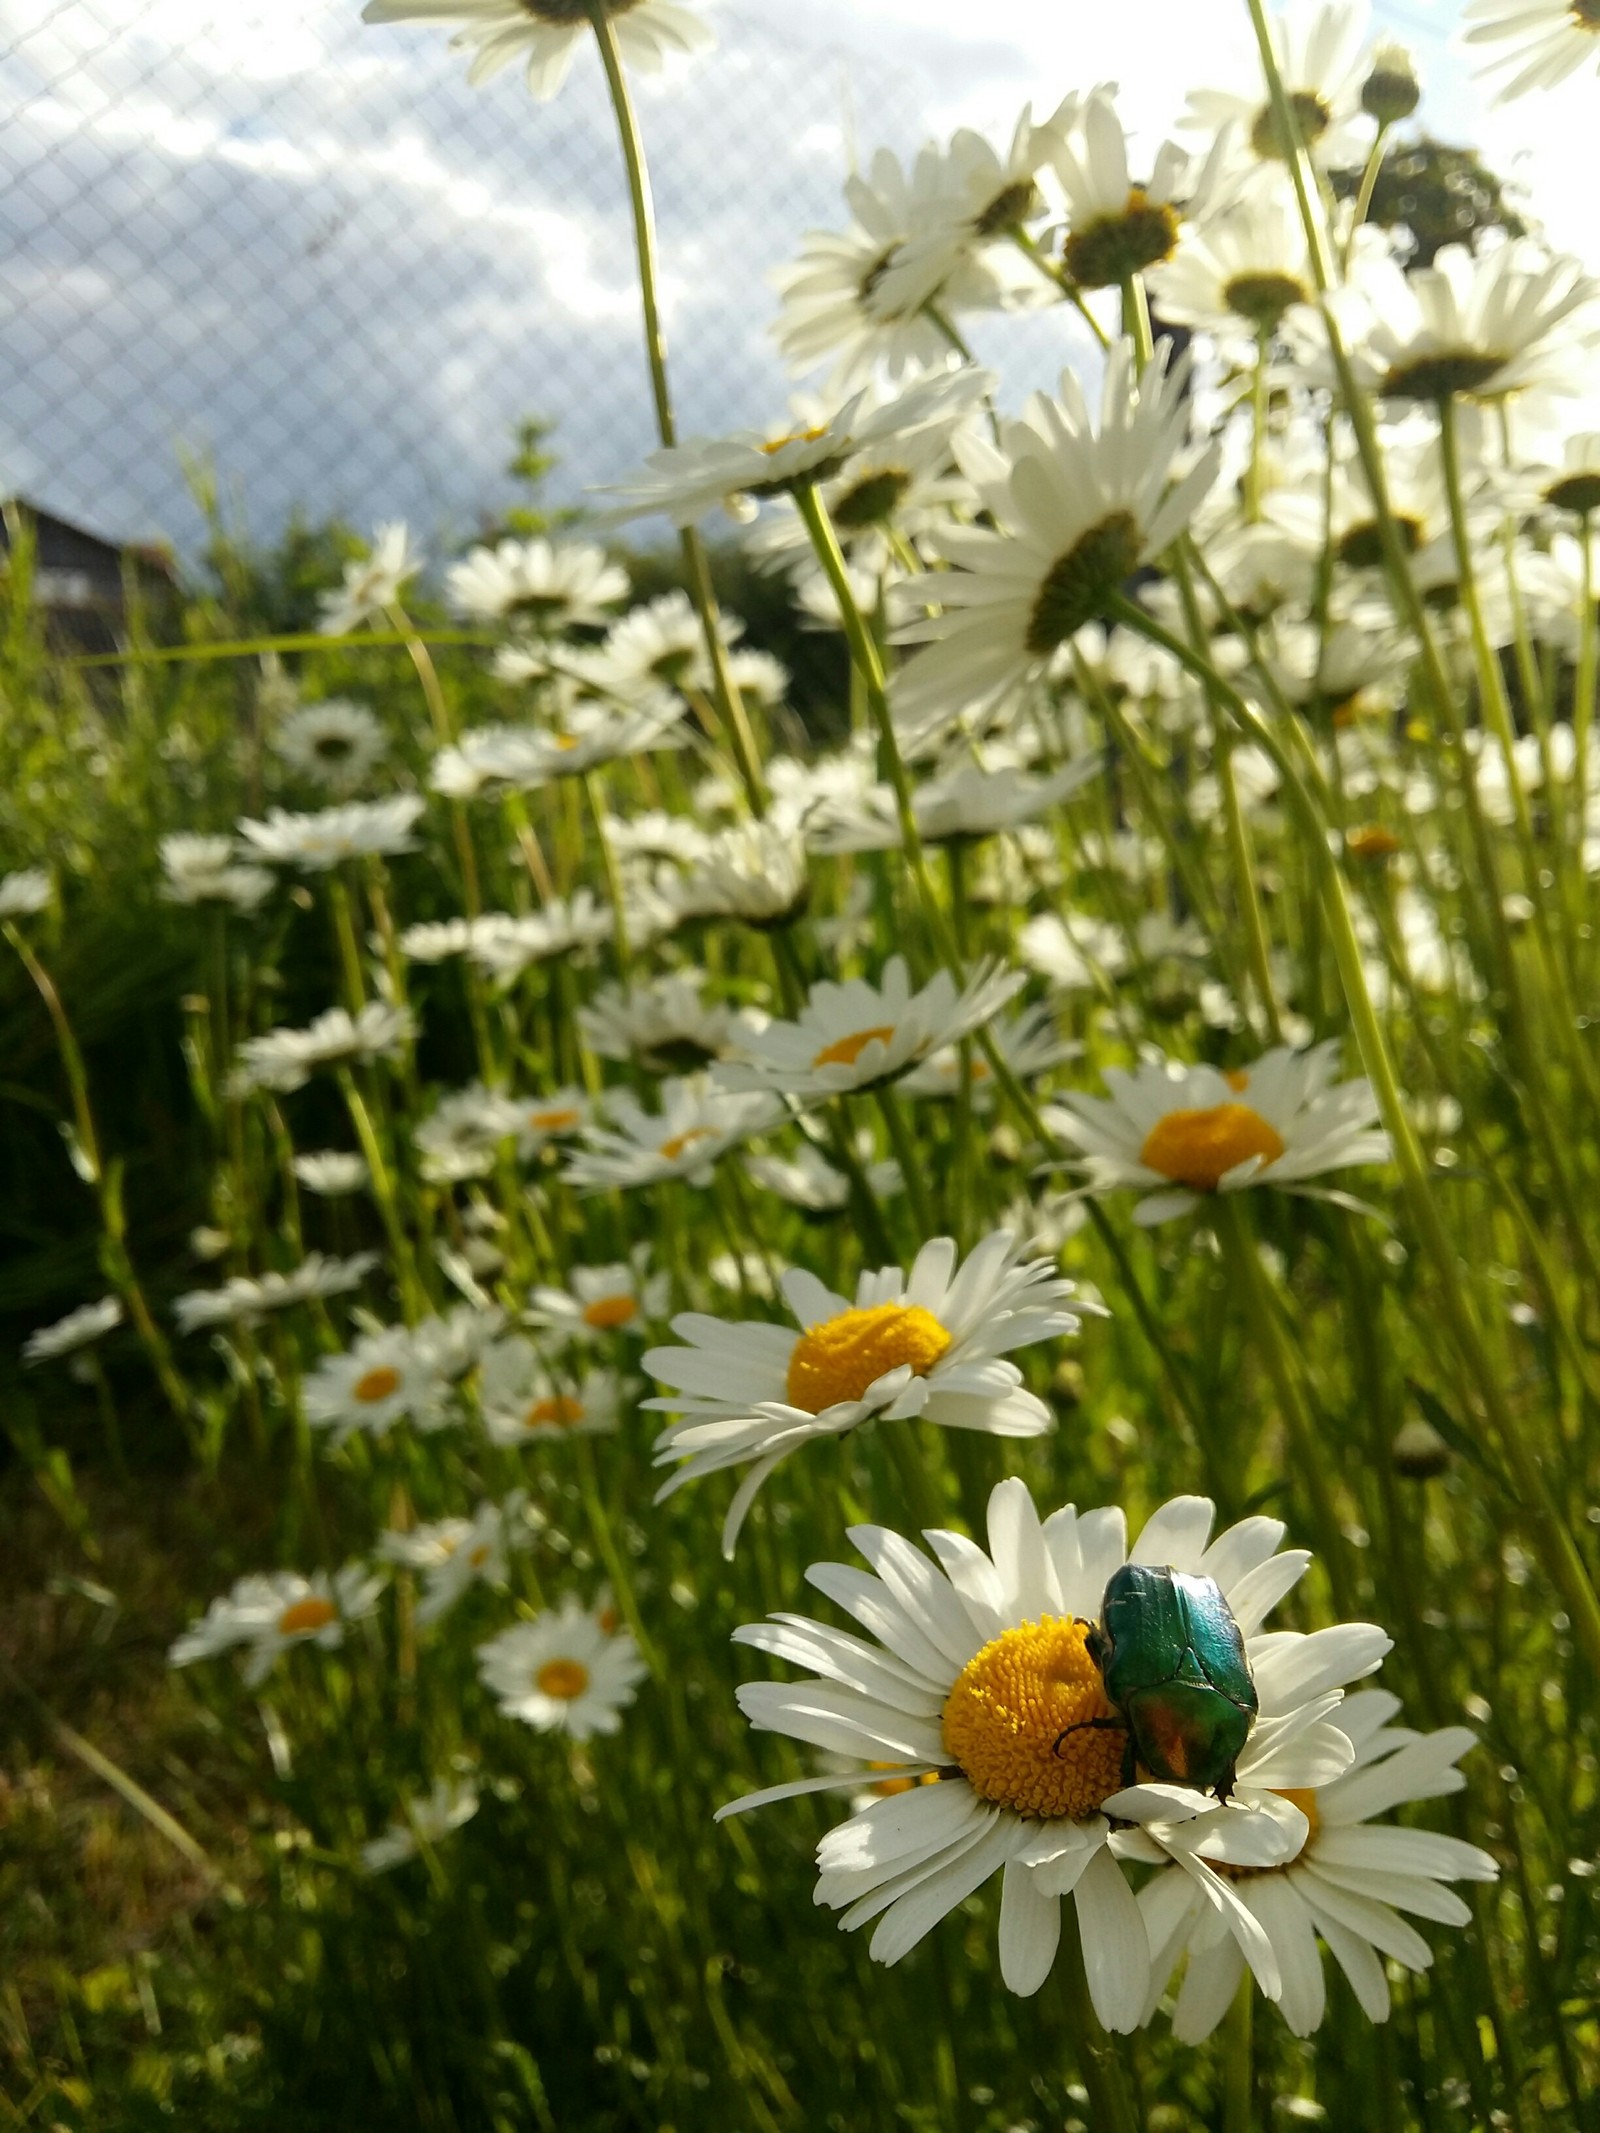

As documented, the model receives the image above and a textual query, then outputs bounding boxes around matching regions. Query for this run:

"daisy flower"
[527,1246,670,1340]
[360,1776,480,1875]
[233,1002,414,1095]
[1337,240,1600,405]
[430,699,685,799]
[717,1481,1375,2022]
[445,537,627,629]
[1147,175,1317,344]
[871,103,1077,318]
[599,370,991,531]
[292,1150,369,1197]
[413,1084,523,1183]
[714,955,1025,1103]
[1128,1691,1497,2039]
[378,1494,528,1625]
[569,590,738,699]
[477,1597,646,1737]
[745,1134,903,1214]
[1053,91,1224,293]
[899,1002,1078,1102]
[0,867,51,918]
[578,972,754,1072]
[1185,0,1374,169]
[22,1296,122,1366]
[644,1231,1093,1554]
[317,522,422,635]
[561,1075,783,1193]
[465,894,615,981]
[1044,1042,1390,1225]
[1463,0,1600,99]
[172,1251,379,1334]
[237,797,425,872]
[363,0,713,103]
[657,819,811,930]
[892,340,1218,733]
[479,1341,625,1444]
[302,1329,451,1444]
[170,1564,385,1688]
[273,699,388,793]
[158,835,274,913]
[771,148,1028,391]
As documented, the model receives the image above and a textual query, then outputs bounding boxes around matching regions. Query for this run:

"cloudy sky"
[2,0,1590,557]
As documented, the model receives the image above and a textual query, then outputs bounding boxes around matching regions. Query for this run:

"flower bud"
[1362,40,1420,124]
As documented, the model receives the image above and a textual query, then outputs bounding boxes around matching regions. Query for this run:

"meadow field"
[3,0,1600,2125]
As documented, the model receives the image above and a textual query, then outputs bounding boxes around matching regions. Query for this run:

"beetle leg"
[1050,1716,1127,1760]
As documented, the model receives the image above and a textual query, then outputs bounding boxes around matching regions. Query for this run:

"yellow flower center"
[553,733,579,751]
[1139,1102,1286,1192]
[812,1024,896,1070]
[526,1395,586,1429]
[529,1106,581,1132]
[1217,1787,1321,1878]
[659,1127,714,1162]
[941,1617,1127,1820]
[1347,824,1402,861]
[278,1597,338,1636]
[582,1293,637,1330]
[536,1658,590,1701]
[468,1544,492,1568]
[354,1366,402,1404]
[785,1302,951,1413]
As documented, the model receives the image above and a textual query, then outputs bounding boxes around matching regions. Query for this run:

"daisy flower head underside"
[1045,1040,1389,1223]
[361,0,713,104]
[644,1231,1094,1554]
[720,1480,1387,2024]
[1125,1690,1497,2039]
[1340,240,1600,406]
[713,954,1025,1102]
[892,339,1218,736]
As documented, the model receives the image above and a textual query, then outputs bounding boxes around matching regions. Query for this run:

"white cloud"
[4,0,1593,556]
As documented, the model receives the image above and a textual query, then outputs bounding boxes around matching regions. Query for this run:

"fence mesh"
[0,2,943,553]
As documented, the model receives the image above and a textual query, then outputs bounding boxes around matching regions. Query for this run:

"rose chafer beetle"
[1067,1563,1259,1800]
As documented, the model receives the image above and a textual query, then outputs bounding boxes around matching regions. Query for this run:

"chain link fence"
[1,1,945,555]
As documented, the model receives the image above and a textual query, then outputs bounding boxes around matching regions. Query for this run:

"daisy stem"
[1102,593,1600,1666]
[1010,229,1110,350]
[1579,516,1599,960]
[792,482,963,983]
[1055,1913,1141,2133]
[872,1084,933,1236]
[4,920,194,1437]
[1344,123,1391,269]
[1214,1196,1356,1618]
[1438,396,1589,1056]
[1118,274,1155,369]
[585,1,767,815]
[337,1064,421,1315]
[583,771,632,979]
[1222,1973,1255,2133]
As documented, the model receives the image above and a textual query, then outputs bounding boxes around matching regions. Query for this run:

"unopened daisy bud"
[1392,1415,1451,1480]
[1361,40,1420,124]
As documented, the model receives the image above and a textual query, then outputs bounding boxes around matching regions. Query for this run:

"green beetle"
[1064,1564,1259,1800]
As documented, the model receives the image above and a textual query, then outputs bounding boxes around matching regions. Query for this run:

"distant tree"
[1332,136,1528,268]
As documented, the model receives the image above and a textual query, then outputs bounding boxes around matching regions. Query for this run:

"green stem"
[792,482,961,981]
[586,2,766,813]
[1108,589,1600,1676]
[1055,1910,1141,2133]
[1222,1972,1255,2133]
